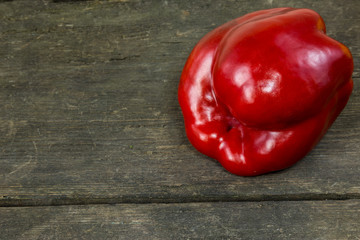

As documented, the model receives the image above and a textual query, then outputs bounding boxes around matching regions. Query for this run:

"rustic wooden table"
[1,0,359,239]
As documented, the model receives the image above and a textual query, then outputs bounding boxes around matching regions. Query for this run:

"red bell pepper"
[178,8,354,176]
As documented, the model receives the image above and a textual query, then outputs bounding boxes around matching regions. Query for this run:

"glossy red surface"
[178,8,354,176]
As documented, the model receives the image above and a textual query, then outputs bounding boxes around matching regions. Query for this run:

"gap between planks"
[1,192,360,208]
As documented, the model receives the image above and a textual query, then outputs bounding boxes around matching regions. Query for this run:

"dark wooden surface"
[2,200,360,239]
[0,0,359,239]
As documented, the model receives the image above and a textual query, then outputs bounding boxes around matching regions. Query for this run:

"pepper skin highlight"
[178,8,353,176]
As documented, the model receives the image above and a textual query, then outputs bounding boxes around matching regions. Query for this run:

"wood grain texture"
[0,0,359,207]
[1,200,360,240]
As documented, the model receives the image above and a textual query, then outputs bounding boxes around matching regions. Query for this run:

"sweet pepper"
[178,8,353,176]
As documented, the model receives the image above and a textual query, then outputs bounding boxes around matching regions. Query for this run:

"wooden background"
[0,0,359,239]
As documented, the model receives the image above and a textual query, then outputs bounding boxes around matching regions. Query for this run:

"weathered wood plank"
[1,200,360,240]
[0,0,359,206]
